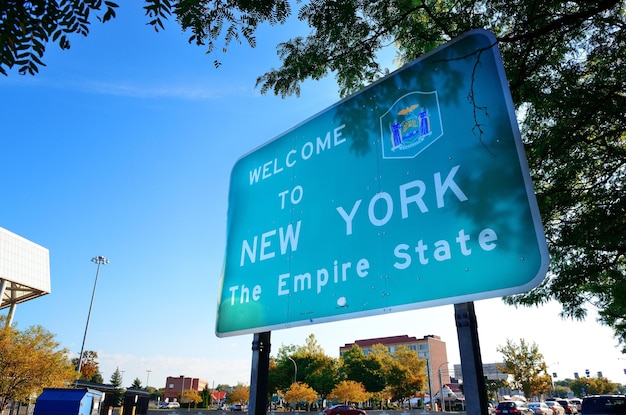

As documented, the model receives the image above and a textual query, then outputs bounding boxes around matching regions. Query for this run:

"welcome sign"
[216,29,549,337]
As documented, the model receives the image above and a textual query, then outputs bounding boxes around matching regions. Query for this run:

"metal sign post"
[249,332,271,415]
[455,302,489,415]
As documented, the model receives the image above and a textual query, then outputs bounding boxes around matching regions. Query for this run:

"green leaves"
[148,0,292,68]
[0,0,119,75]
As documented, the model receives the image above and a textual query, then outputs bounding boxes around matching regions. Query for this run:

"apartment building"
[340,334,451,398]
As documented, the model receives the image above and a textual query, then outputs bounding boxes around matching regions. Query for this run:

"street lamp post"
[288,356,298,384]
[438,362,449,412]
[547,362,559,398]
[426,359,433,411]
[77,256,109,376]
[146,370,152,388]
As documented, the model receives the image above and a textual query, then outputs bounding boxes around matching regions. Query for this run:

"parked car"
[529,402,555,415]
[581,395,626,415]
[546,401,567,415]
[496,401,535,415]
[161,401,180,409]
[557,399,579,415]
[323,405,367,415]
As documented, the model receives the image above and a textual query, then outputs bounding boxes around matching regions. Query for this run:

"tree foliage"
[385,345,426,402]
[569,376,618,396]
[0,318,77,412]
[271,334,340,399]
[200,385,212,408]
[329,380,369,404]
[109,367,125,406]
[181,389,203,408]
[131,377,143,389]
[3,0,626,347]
[284,382,318,409]
[71,350,101,382]
[497,339,553,399]
[0,0,118,75]
[269,336,427,407]
[341,345,387,394]
[227,383,250,403]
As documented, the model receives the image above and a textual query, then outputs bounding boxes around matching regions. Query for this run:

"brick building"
[340,334,450,398]
[162,376,209,402]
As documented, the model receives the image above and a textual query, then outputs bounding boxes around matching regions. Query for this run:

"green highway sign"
[216,29,549,337]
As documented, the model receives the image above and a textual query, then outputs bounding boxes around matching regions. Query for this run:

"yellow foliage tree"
[227,383,250,404]
[0,319,77,411]
[284,382,318,410]
[180,389,202,408]
[497,339,553,399]
[330,380,369,404]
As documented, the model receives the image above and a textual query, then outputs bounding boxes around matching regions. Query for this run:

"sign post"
[217,29,549,337]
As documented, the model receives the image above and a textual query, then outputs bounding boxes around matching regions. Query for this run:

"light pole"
[77,256,109,376]
[146,370,152,388]
[438,361,449,412]
[287,356,298,384]
[547,362,559,398]
[426,358,433,410]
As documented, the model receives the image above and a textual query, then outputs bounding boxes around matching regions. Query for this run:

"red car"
[323,405,367,415]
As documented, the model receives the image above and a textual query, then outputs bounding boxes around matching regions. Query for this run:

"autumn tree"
[284,382,318,410]
[497,339,553,399]
[0,318,77,412]
[180,389,202,408]
[71,350,102,382]
[227,383,250,404]
[385,346,426,403]
[570,376,618,396]
[329,380,369,404]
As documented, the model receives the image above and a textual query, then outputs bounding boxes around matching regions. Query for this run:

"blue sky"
[1,2,625,390]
